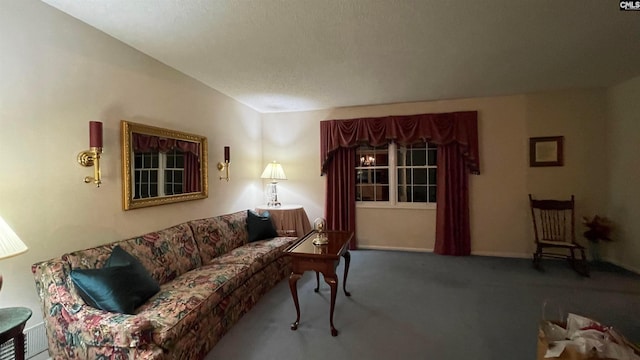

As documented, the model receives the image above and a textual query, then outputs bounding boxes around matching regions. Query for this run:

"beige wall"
[606,76,640,272]
[525,90,609,210]
[0,0,263,327]
[262,89,610,258]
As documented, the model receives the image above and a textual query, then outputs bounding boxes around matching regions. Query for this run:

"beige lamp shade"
[260,161,287,181]
[260,161,287,207]
[0,216,28,260]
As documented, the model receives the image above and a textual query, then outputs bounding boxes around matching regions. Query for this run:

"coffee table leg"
[314,271,320,292]
[342,251,351,297]
[324,273,339,336]
[289,272,302,330]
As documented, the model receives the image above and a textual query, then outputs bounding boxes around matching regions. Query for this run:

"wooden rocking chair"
[529,194,589,276]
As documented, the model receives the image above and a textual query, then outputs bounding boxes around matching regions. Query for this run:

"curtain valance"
[320,111,479,175]
[132,133,200,156]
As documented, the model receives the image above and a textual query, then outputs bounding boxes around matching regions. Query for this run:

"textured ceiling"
[40,0,640,113]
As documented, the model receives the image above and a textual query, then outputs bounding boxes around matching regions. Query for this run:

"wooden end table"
[0,307,32,360]
[284,230,353,336]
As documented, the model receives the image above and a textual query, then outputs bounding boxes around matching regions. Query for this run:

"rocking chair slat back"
[530,197,575,244]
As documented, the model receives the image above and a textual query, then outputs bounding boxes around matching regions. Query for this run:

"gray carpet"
[205,250,640,360]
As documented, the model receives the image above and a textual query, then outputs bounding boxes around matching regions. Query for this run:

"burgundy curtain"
[434,142,470,255]
[184,151,200,193]
[325,147,357,249]
[320,111,479,255]
[132,133,199,155]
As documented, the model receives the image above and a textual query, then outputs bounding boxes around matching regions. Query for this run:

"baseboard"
[355,246,639,274]
[620,263,640,274]
[357,246,532,259]
[470,251,531,259]
[602,257,640,274]
[357,245,432,253]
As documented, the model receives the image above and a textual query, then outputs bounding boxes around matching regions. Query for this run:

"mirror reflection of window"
[164,149,185,195]
[131,133,201,199]
[133,152,159,199]
[133,149,186,199]
[121,120,208,210]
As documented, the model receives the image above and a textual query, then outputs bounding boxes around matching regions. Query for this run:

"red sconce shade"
[89,121,103,148]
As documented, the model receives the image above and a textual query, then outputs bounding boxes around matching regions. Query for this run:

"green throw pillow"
[70,246,160,314]
[247,210,278,242]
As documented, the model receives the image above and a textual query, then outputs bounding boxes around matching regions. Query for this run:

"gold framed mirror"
[121,120,208,210]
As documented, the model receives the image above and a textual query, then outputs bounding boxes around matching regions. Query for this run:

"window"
[356,142,437,207]
[397,143,438,203]
[133,149,185,199]
[356,145,389,201]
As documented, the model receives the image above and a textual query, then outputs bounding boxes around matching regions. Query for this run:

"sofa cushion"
[188,216,232,264]
[188,211,249,264]
[137,263,251,346]
[246,210,278,242]
[118,223,202,284]
[211,236,298,275]
[64,223,201,286]
[251,236,299,253]
[216,210,250,250]
[70,247,160,314]
[64,245,114,270]
[107,246,156,277]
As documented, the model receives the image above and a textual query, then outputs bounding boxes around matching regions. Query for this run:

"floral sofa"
[32,210,299,359]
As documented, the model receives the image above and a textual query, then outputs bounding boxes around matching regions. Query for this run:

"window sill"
[356,203,436,210]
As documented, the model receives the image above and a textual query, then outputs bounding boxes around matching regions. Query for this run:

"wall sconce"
[77,121,103,187]
[217,146,230,181]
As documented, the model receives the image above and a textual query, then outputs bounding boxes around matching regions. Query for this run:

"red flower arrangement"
[582,215,613,243]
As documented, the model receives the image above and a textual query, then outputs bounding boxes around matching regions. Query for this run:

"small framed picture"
[529,136,564,167]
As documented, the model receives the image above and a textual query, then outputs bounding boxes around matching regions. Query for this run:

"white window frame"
[356,142,437,210]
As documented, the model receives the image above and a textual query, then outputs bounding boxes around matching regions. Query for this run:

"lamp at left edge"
[0,215,29,292]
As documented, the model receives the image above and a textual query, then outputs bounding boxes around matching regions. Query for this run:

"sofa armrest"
[32,259,155,350]
[69,306,154,347]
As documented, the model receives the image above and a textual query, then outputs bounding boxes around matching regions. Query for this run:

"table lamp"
[260,161,287,207]
[0,216,29,291]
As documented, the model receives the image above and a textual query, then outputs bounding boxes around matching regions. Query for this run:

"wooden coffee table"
[285,230,353,336]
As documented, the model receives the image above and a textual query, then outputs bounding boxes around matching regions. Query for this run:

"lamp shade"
[0,216,28,260]
[260,161,287,181]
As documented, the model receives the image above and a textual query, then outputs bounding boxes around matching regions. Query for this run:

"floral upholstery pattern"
[118,223,202,284]
[63,223,202,285]
[217,210,251,250]
[32,210,300,360]
[32,259,161,359]
[212,236,297,275]
[138,263,251,346]
[158,259,290,359]
[188,216,232,263]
